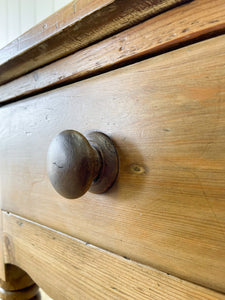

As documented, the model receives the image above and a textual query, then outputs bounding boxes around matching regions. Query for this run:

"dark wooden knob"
[47,130,118,199]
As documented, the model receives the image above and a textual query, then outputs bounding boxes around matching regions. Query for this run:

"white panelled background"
[0,0,71,49]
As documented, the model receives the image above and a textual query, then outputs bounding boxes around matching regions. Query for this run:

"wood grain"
[0,0,110,66]
[0,283,39,300]
[0,0,189,85]
[0,35,225,292]
[0,211,5,280]
[0,265,34,292]
[1,0,225,104]
[2,211,225,300]
[0,263,39,299]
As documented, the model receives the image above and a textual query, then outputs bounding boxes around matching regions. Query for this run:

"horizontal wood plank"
[0,0,189,86]
[1,0,225,104]
[0,0,110,66]
[0,35,225,292]
[2,212,225,300]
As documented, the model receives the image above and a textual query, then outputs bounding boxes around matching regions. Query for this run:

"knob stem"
[91,146,102,181]
[47,130,118,199]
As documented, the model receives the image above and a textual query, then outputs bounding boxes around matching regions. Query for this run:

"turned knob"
[47,130,118,199]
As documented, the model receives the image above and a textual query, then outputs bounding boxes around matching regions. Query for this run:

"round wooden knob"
[47,130,118,199]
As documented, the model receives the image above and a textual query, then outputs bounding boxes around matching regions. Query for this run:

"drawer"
[1,35,225,292]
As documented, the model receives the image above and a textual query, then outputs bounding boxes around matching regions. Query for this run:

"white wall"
[0,0,71,49]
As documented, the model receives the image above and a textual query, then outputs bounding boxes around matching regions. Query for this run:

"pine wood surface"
[0,35,225,292]
[0,265,34,292]
[2,211,225,300]
[0,0,224,104]
[0,0,189,86]
[0,262,39,299]
[0,211,5,280]
[0,284,39,300]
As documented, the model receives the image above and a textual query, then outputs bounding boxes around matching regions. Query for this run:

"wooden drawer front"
[0,35,225,292]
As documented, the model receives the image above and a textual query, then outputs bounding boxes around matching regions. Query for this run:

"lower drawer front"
[1,35,225,292]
